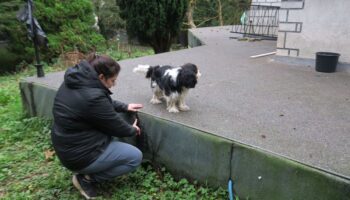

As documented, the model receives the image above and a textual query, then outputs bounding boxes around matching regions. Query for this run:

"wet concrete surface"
[25,26,350,178]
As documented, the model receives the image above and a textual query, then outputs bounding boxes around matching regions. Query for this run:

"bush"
[118,0,188,54]
[35,0,106,60]
[0,0,32,71]
[93,0,125,40]
[0,0,106,72]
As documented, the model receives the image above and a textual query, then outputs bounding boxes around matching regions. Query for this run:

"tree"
[34,0,105,60]
[0,0,105,71]
[221,0,251,25]
[92,0,125,40]
[192,0,251,27]
[193,0,218,27]
[186,0,197,29]
[0,0,31,72]
[217,0,223,26]
[117,0,187,54]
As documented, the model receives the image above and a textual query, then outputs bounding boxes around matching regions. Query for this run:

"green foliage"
[0,0,32,71]
[0,48,22,73]
[0,0,106,72]
[34,0,106,59]
[118,0,188,54]
[222,0,251,25]
[193,0,251,27]
[104,45,154,61]
[0,62,228,199]
[93,0,125,39]
[193,0,218,27]
[0,0,251,72]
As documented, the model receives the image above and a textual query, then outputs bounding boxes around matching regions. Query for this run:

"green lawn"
[0,49,228,199]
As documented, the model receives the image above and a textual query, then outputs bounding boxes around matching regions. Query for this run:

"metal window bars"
[231,5,280,40]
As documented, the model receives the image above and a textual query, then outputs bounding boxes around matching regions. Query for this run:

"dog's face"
[178,70,197,88]
[178,63,200,89]
[182,63,201,79]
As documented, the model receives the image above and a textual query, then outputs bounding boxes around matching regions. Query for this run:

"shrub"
[0,0,106,72]
[118,0,187,54]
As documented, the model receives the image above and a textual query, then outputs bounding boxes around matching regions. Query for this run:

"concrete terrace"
[24,26,350,180]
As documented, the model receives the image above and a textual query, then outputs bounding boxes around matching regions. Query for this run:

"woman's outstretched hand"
[128,103,143,112]
[133,119,141,135]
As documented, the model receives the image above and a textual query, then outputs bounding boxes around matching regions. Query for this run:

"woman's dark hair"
[86,53,120,79]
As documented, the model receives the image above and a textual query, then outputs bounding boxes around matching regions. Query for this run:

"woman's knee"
[128,146,143,167]
[109,141,143,167]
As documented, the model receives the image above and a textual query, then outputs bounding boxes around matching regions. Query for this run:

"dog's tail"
[133,64,156,79]
[133,64,150,74]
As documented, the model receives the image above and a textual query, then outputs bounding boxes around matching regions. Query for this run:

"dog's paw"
[150,98,162,104]
[167,106,179,113]
[179,105,190,111]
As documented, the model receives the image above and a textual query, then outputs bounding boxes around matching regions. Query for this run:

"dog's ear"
[153,66,162,78]
[146,65,160,78]
[145,67,153,78]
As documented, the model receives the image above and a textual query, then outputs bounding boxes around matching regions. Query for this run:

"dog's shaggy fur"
[133,63,201,113]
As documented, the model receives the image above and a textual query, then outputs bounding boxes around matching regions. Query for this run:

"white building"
[252,0,350,64]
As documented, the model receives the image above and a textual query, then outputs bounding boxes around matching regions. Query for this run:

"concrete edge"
[19,80,350,200]
[137,112,350,200]
[188,29,204,48]
[19,80,57,118]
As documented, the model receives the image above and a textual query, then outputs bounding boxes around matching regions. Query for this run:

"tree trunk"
[186,0,196,28]
[151,36,172,54]
[152,45,171,54]
[217,0,223,26]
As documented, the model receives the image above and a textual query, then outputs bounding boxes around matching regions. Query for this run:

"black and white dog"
[133,63,201,113]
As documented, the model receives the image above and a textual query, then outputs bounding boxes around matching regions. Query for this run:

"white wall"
[277,0,350,63]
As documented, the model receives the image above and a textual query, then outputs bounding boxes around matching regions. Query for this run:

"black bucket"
[315,52,340,73]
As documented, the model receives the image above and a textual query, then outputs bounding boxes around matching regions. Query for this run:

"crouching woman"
[51,53,143,199]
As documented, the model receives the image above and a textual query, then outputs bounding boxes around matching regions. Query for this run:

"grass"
[0,48,228,199]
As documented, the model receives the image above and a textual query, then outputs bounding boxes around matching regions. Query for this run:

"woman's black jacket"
[51,61,136,171]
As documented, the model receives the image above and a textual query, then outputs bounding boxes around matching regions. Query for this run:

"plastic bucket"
[315,52,340,73]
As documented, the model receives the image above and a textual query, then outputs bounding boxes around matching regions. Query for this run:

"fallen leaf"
[44,149,55,161]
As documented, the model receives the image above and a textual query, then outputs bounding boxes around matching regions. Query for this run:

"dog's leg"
[150,87,162,104]
[165,94,179,113]
[156,88,164,100]
[178,89,190,111]
[150,94,162,104]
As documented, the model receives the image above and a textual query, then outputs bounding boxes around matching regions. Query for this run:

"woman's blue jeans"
[76,140,142,183]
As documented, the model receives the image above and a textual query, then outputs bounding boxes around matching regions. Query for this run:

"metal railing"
[231,5,279,40]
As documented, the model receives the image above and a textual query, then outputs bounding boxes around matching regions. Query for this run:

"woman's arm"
[113,100,143,112]
[86,94,137,137]
[112,100,128,112]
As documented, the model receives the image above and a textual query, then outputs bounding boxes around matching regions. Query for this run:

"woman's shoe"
[72,174,98,199]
